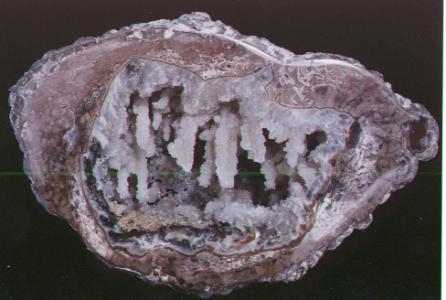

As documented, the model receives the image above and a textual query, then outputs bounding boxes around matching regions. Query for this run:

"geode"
[9,12,438,296]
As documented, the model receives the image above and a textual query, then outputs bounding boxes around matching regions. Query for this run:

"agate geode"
[9,12,438,296]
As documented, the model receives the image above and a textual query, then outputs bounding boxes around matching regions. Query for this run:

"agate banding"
[9,12,438,296]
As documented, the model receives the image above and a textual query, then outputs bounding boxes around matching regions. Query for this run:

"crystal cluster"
[9,12,438,296]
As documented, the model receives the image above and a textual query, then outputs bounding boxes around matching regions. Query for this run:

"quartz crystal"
[9,12,438,296]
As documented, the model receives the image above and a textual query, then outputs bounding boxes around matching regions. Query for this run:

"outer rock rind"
[9,12,438,297]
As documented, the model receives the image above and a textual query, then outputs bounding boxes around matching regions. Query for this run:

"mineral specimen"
[9,12,438,296]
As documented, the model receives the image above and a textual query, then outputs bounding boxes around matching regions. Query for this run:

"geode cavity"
[9,12,438,296]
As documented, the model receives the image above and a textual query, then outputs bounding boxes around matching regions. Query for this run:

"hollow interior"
[81,60,345,256]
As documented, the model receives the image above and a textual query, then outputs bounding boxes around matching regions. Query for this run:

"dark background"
[0,0,441,299]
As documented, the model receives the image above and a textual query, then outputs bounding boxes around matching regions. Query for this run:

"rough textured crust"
[9,12,438,296]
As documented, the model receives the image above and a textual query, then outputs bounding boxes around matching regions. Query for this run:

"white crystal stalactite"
[198,125,217,188]
[240,121,266,163]
[214,109,241,189]
[284,133,306,169]
[168,115,210,173]
[134,96,156,158]
[261,160,278,190]
[117,169,130,199]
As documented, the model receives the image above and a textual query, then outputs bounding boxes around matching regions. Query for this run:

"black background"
[0,0,441,299]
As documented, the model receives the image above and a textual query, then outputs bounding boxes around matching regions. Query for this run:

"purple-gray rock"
[9,12,438,297]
